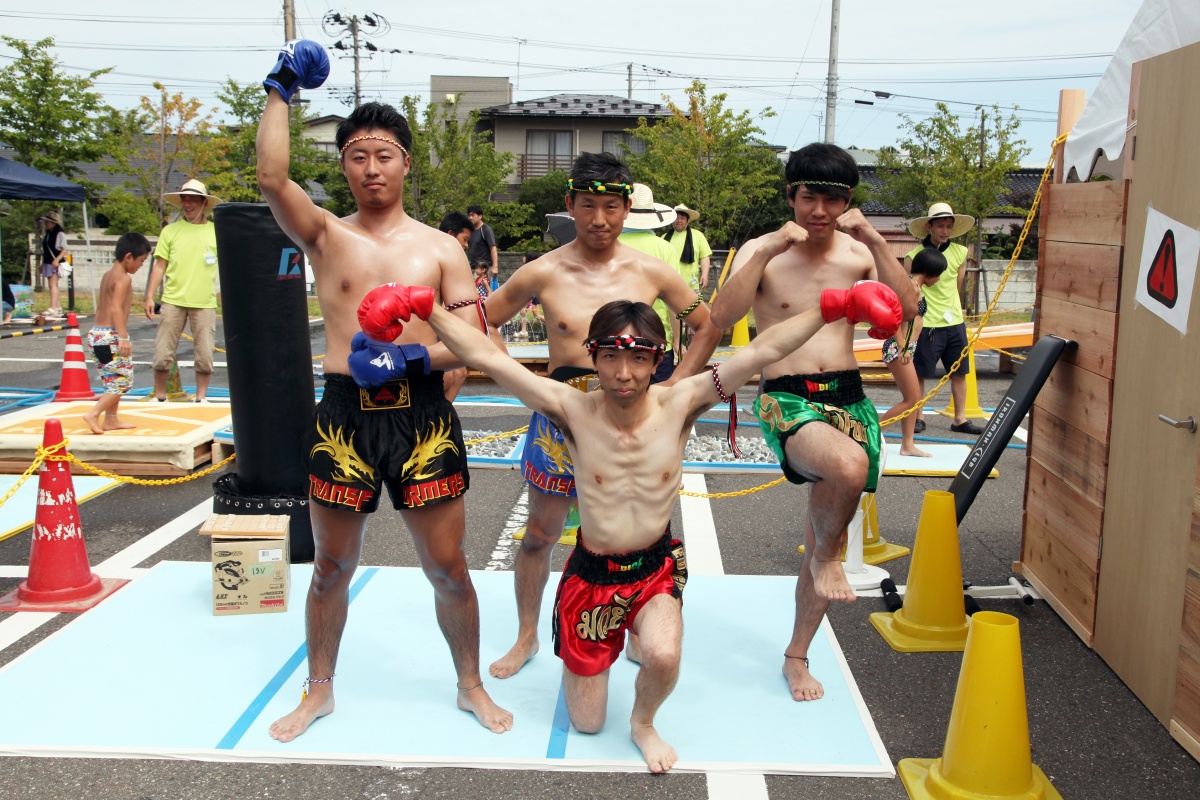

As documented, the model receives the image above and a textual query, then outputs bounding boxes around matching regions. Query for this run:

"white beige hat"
[673,204,700,223]
[623,183,676,230]
[39,210,62,225]
[907,202,975,240]
[162,179,223,213]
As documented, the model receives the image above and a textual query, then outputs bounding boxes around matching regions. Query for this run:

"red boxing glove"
[819,280,902,340]
[357,284,436,342]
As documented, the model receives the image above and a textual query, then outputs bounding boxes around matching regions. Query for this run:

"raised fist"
[819,280,902,340]
[357,283,436,342]
[264,39,330,103]
[347,332,430,388]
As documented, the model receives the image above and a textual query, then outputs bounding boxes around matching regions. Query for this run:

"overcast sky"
[1,1,1144,164]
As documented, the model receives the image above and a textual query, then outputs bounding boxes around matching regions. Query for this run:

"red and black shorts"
[307,373,470,513]
[552,529,687,677]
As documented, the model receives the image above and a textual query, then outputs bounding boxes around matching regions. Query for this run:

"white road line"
[487,487,528,571]
[680,473,723,577]
[0,611,57,652]
[0,566,148,580]
[707,772,769,800]
[1012,426,1027,442]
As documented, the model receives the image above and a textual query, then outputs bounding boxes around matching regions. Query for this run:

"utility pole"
[971,109,987,314]
[283,0,296,39]
[824,0,841,144]
[323,11,389,107]
[627,63,633,100]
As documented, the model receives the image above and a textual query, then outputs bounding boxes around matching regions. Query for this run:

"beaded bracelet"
[675,298,702,320]
[301,672,335,701]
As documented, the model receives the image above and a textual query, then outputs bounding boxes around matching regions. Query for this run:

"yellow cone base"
[870,609,969,653]
[862,537,910,564]
[898,758,1062,800]
[511,526,577,547]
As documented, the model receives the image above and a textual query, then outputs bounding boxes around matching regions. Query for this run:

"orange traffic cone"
[0,419,127,612]
[53,312,97,401]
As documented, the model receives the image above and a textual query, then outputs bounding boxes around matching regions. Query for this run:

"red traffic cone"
[0,419,127,612]
[53,312,97,402]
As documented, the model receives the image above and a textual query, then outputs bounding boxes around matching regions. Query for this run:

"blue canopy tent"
[0,157,94,308]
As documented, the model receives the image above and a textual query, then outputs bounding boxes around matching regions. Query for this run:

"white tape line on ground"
[0,566,148,581]
[97,498,212,572]
[1013,426,1027,442]
[487,487,529,571]
[680,473,723,577]
[707,772,769,800]
[0,611,57,652]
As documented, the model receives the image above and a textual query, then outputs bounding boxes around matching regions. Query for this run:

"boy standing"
[83,233,153,435]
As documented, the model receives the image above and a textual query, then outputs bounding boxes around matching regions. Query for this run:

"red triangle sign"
[1147,229,1179,308]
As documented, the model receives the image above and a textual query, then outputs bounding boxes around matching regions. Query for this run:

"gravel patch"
[463,429,779,465]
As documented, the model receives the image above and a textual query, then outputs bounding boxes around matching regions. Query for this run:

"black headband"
[566,179,634,196]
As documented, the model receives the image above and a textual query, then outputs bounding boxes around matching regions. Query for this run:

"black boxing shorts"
[307,373,470,513]
[552,529,687,677]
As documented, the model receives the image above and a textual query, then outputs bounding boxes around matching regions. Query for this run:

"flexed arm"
[709,222,808,329]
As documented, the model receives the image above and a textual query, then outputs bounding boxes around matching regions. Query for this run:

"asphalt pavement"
[0,316,1197,799]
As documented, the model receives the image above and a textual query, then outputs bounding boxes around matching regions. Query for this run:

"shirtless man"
[481,153,722,678]
[388,283,898,769]
[710,142,919,702]
[254,39,511,741]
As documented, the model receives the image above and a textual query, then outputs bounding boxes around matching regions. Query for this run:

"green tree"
[873,103,1029,226]
[104,83,229,220]
[511,169,568,251]
[96,187,161,236]
[400,96,514,226]
[628,80,781,248]
[0,36,112,179]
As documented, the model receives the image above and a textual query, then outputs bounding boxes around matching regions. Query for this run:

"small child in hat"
[82,233,153,435]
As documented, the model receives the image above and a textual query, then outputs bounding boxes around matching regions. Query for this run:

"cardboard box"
[199,514,290,616]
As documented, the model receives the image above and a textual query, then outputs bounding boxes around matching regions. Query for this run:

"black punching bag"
[212,203,315,562]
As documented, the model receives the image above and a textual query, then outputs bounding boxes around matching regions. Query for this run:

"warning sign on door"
[1135,207,1199,335]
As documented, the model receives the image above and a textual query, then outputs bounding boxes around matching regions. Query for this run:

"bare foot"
[82,412,104,435]
[625,630,642,664]
[899,445,933,458]
[631,723,677,773]
[489,639,539,678]
[783,655,824,701]
[809,557,857,602]
[269,692,335,742]
[457,683,514,733]
[103,417,136,431]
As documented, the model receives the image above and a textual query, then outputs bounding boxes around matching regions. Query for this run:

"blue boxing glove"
[347,332,430,388]
[264,39,330,103]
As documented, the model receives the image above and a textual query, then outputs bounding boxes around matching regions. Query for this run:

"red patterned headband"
[584,334,665,356]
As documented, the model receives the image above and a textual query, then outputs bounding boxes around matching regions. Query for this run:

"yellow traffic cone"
[898,611,1062,799]
[730,316,751,347]
[937,350,988,420]
[870,490,969,652]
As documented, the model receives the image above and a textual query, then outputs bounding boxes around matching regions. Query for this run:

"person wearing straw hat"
[38,210,68,319]
[905,202,984,436]
[662,204,713,292]
[618,182,683,383]
[144,178,222,402]
[481,153,721,682]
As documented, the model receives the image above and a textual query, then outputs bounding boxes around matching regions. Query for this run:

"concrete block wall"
[979,259,1037,312]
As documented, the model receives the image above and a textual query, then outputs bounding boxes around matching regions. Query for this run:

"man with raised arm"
[480,153,723,679]
[254,39,511,742]
[709,142,919,703]
[376,279,899,771]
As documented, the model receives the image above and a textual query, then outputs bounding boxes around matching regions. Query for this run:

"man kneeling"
[360,272,900,770]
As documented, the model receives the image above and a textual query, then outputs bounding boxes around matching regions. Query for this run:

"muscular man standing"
[254,40,511,741]
[710,142,917,702]
[481,153,722,679]
[412,287,898,771]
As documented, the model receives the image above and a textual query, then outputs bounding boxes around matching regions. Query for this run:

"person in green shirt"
[144,179,222,402]
[662,204,713,292]
[904,203,984,436]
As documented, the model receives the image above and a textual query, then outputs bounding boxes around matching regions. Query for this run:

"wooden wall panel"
[1033,361,1113,445]
[1038,296,1118,378]
[1038,241,1123,312]
[1029,408,1109,507]
[1041,181,1128,246]
[1182,572,1200,659]
[1021,515,1098,637]
[1026,459,1103,569]
[1176,639,1200,740]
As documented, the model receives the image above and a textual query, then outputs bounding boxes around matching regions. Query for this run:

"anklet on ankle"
[784,655,810,668]
[457,681,483,693]
[301,673,335,701]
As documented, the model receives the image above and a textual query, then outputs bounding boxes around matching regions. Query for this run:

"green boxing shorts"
[754,369,882,492]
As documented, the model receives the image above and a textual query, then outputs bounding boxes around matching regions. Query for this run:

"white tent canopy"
[1064,0,1200,181]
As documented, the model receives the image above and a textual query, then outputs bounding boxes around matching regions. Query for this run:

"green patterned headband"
[788,180,852,190]
[566,179,634,196]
